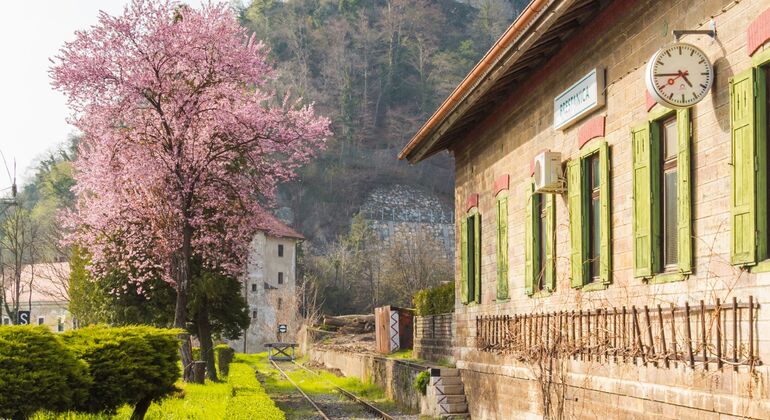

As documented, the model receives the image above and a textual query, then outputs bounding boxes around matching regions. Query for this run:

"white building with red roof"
[229,212,304,353]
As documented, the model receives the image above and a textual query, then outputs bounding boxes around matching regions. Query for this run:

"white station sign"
[553,68,605,130]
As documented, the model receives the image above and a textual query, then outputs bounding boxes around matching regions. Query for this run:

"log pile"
[316,314,375,334]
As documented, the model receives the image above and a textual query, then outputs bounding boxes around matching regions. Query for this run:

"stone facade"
[228,231,301,353]
[416,0,770,418]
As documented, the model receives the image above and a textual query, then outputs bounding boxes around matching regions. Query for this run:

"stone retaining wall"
[414,314,454,364]
[308,347,428,413]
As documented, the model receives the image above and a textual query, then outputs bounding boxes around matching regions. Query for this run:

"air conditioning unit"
[533,151,564,193]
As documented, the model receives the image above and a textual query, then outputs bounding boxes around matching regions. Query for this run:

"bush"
[61,325,181,416]
[0,326,90,419]
[215,344,235,377]
[225,363,285,419]
[413,370,430,396]
[413,282,455,316]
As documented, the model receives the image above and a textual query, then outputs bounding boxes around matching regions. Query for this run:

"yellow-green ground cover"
[32,359,284,420]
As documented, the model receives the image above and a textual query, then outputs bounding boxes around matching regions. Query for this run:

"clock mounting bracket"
[672,20,717,43]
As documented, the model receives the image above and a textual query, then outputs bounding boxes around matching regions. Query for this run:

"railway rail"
[269,359,394,420]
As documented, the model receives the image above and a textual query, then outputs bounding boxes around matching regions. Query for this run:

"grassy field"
[32,358,285,420]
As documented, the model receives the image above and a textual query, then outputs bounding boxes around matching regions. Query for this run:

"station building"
[401,0,770,418]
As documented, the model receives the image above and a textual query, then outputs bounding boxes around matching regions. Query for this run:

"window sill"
[528,289,553,299]
[495,297,510,303]
[580,282,608,292]
[646,272,686,284]
[750,259,770,273]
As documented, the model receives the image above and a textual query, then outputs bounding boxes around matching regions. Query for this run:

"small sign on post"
[278,324,287,334]
[17,311,30,325]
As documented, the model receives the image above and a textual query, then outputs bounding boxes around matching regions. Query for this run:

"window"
[568,141,611,289]
[730,61,770,269]
[277,298,282,310]
[632,108,691,280]
[251,283,257,292]
[57,317,64,332]
[278,244,284,257]
[278,272,284,284]
[524,181,555,295]
[460,211,481,304]
[252,310,257,319]
[2,317,9,325]
[38,316,45,325]
[495,192,509,300]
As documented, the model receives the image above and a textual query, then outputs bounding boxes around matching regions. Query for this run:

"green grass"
[32,359,284,420]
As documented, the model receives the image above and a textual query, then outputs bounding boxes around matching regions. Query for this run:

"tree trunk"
[130,396,153,420]
[174,223,194,382]
[196,299,218,382]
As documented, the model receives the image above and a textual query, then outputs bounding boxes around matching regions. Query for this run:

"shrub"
[413,282,455,316]
[215,344,235,377]
[0,326,90,419]
[62,325,181,417]
[192,346,201,360]
[225,363,285,419]
[413,370,430,396]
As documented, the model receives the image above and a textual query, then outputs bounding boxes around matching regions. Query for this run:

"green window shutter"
[568,159,585,288]
[730,68,757,266]
[599,142,612,284]
[632,124,653,277]
[496,196,509,300]
[758,67,769,262]
[460,217,469,304]
[473,213,482,303]
[545,194,556,291]
[524,183,535,295]
[677,108,692,273]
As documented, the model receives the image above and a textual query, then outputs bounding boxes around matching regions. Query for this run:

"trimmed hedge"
[225,363,285,419]
[61,325,181,415]
[215,344,235,377]
[413,282,455,316]
[0,326,90,420]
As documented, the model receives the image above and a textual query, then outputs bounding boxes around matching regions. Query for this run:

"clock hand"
[655,73,681,77]
[680,70,693,88]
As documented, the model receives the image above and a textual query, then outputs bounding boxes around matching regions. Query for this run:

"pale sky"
[0,0,204,187]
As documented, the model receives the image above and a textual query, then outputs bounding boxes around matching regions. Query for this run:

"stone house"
[2,263,74,332]
[401,0,770,418]
[229,212,303,353]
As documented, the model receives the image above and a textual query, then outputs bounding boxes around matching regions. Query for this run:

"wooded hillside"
[238,0,528,243]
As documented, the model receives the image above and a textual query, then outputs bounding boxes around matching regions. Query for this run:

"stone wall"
[308,347,428,413]
[447,0,770,418]
[413,314,454,364]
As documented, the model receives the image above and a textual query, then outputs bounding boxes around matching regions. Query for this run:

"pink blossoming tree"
[51,0,329,381]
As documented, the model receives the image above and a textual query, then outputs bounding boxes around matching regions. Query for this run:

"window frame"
[278,272,284,285]
[569,140,611,291]
[460,208,481,304]
[278,244,284,257]
[632,106,692,283]
[495,191,510,301]
[38,316,45,325]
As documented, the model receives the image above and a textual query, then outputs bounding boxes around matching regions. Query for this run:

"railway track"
[269,359,394,420]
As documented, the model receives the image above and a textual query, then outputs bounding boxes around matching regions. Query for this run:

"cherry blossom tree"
[51,0,329,380]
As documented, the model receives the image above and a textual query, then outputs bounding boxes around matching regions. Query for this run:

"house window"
[277,298,282,310]
[524,182,555,296]
[278,244,284,257]
[661,117,679,268]
[632,108,691,280]
[568,140,611,289]
[57,317,64,332]
[251,283,257,292]
[460,211,481,304]
[252,310,257,319]
[2,317,9,325]
[38,316,45,325]
[278,272,284,284]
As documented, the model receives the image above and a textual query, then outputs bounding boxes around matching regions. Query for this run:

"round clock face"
[645,42,713,109]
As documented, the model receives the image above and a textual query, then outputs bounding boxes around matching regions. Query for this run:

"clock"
[644,42,713,109]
